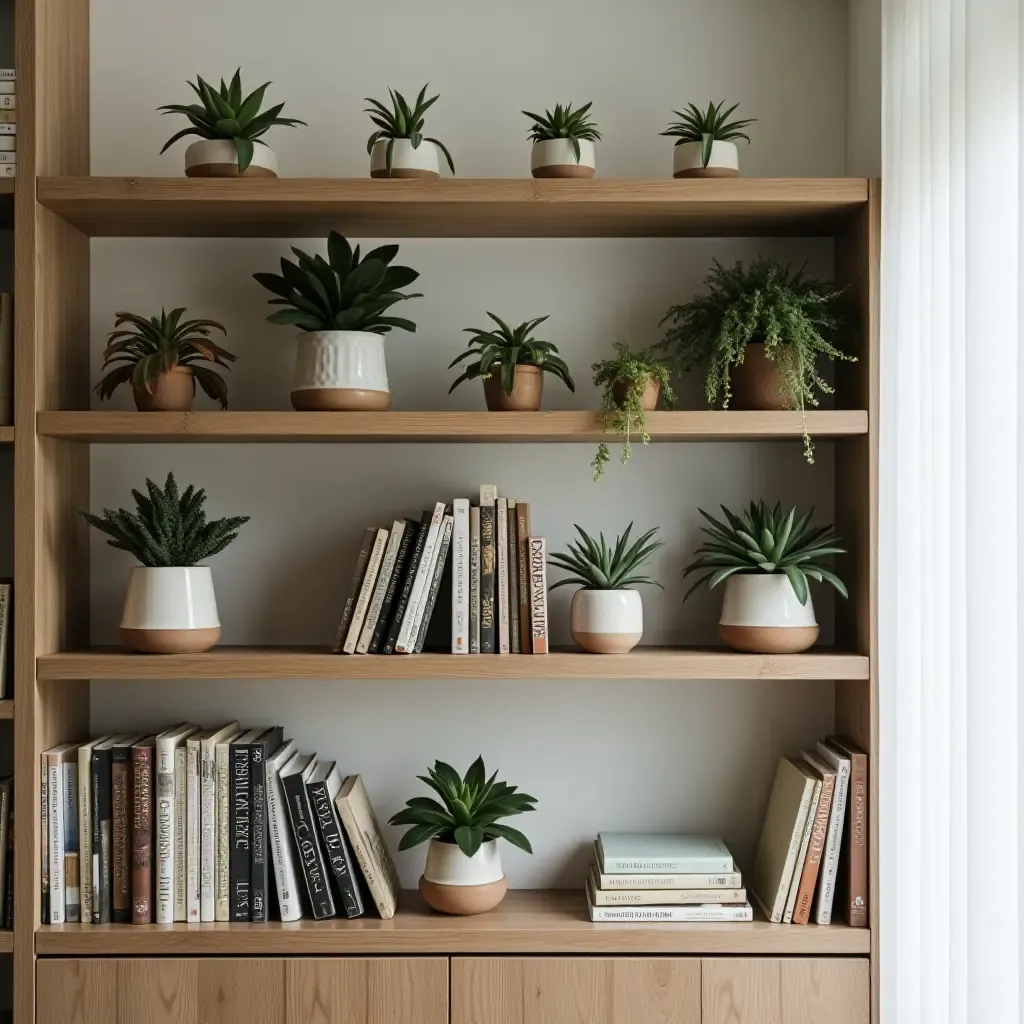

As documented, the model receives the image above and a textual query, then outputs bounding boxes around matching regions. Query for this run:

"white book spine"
[496,498,510,653]
[356,522,404,653]
[342,528,388,654]
[591,887,747,906]
[528,537,550,654]
[199,742,217,921]
[814,751,851,925]
[62,762,79,922]
[588,901,753,922]
[186,738,202,922]
[765,781,815,923]
[396,503,445,652]
[1,165,13,177]
[596,870,743,889]
[602,855,735,874]
[215,741,232,921]
[0,137,13,151]
[0,111,14,123]
[784,780,821,924]
[469,506,481,654]
[48,761,64,923]
[408,513,448,646]
[0,82,13,95]
[78,746,94,925]
[154,738,176,924]
[0,96,15,110]
[451,498,470,653]
[0,70,13,79]
[0,153,14,165]
[266,746,303,922]
[173,746,188,921]
[0,123,13,135]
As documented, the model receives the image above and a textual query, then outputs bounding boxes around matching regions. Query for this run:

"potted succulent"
[522,102,602,178]
[548,523,662,654]
[254,232,421,410]
[658,257,854,463]
[364,85,455,179]
[82,473,249,655]
[94,308,235,412]
[389,757,537,915]
[448,313,575,412]
[159,69,305,177]
[591,342,677,481]
[661,101,755,178]
[683,501,847,655]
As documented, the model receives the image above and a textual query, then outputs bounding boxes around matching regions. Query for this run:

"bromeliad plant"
[660,100,755,168]
[523,101,602,162]
[683,501,847,605]
[364,85,455,175]
[591,343,676,481]
[95,308,236,408]
[548,523,663,592]
[158,69,306,173]
[253,231,422,333]
[81,472,249,567]
[389,757,537,858]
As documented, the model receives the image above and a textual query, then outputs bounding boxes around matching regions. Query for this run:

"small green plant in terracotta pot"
[364,85,455,179]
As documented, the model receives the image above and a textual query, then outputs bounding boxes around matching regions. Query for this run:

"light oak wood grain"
[118,959,198,1024]
[0,428,13,443]
[0,930,11,951]
[0,702,12,720]
[37,960,118,1024]
[199,959,285,1024]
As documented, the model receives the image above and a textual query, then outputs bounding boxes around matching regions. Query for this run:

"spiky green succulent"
[683,501,847,605]
[548,523,663,591]
[523,102,602,163]
[388,757,537,858]
[158,69,306,173]
[364,85,455,175]
[660,101,756,167]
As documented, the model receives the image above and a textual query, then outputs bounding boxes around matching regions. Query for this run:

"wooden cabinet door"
[452,957,700,1024]
[701,959,870,1024]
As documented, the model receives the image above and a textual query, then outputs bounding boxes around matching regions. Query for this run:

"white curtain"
[881,0,1023,1021]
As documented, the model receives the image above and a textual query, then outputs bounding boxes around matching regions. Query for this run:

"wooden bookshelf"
[0,701,14,720]
[0,428,12,445]
[0,932,11,955]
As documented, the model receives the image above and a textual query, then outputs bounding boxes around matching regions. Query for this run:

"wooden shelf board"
[0,181,13,196]
[36,177,869,238]
[35,889,869,956]
[37,410,868,443]
[0,701,14,720]
[0,931,11,954]
[0,428,13,444]
[37,646,869,681]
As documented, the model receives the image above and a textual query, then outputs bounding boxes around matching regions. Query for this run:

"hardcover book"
[587,876,747,906]
[407,507,449,649]
[496,496,510,653]
[368,518,418,654]
[0,779,11,920]
[335,774,400,920]
[173,741,189,920]
[811,739,851,925]
[77,734,112,925]
[201,723,239,922]
[507,499,520,653]
[89,735,122,924]
[451,498,470,653]
[332,527,377,652]
[306,760,364,918]
[61,755,80,922]
[469,505,481,653]
[228,726,267,922]
[792,750,836,925]
[214,729,243,921]
[597,832,734,874]
[381,512,431,654]
[827,735,869,928]
[356,520,406,653]
[0,578,12,686]
[130,737,155,924]
[415,514,453,653]
[342,527,389,654]
[185,729,210,923]
[40,754,48,924]
[528,537,549,654]
[479,486,497,653]
[282,753,335,919]
[396,502,446,652]
[111,734,143,924]
[586,881,753,922]
[265,742,302,922]
[155,724,196,925]
[783,763,821,924]
[45,742,77,924]
[248,726,285,923]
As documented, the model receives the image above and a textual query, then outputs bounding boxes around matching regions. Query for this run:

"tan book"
[783,763,821,923]
[791,751,836,925]
[528,537,549,654]
[587,870,746,905]
[750,756,817,923]
[332,528,377,653]
[334,774,400,920]
[342,527,389,654]
[827,735,869,928]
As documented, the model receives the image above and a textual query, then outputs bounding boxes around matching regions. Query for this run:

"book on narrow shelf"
[248,726,285,923]
[214,727,243,921]
[334,774,399,920]
[282,753,335,919]
[827,735,868,928]
[507,500,521,653]
[89,735,122,924]
[306,760,364,918]
[185,729,209,923]
[479,486,497,653]
[415,514,453,653]
[356,520,406,654]
[408,508,449,649]
[130,737,155,925]
[200,722,238,922]
[332,527,377,652]
[0,123,13,135]
[0,136,12,151]
[396,502,446,653]
[0,778,12,920]
[227,725,268,922]
[77,734,112,925]
[782,761,821,924]
[40,754,48,923]
[451,498,470,653]
[496,496,510,653]
[381,512,430,654]
[0,70,13,79]
[0,82,12,95]
[0,96,14,110]
[155,724,195,925]
[516,503,532,653]
[586,880,752,922]
[173,738,190,921]
[367,519,417,654]
[0,577,12,685]
[597,832,734,874]
[469,505,481,653]
[265,742,302,922]
[591,864,742,891]
[0,111,14,123]
[111,734,143,924]
[792,749,836,925]
[811,739,851,925]
[45,742,77,924]
[587,876,746,906]
[61,753,81,923]
[342,527,388,654]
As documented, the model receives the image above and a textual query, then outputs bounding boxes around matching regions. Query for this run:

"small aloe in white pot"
[661,100,755,178]
[364,85,455,179]
[523,101,602,178]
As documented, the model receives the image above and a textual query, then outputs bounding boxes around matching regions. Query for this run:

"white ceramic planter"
[184,139,278,178]
[570,588,643,654]
[370,138,440,179]
[672,139,740,178]
[290,330,391,411]
[419,839,508,915]
[120,566,222,654]
[530,138,596,179]
[717,573,819,654]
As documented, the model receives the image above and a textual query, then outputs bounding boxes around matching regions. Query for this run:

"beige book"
[587,870,746,905]
[343,527,389,654]
[783,764,821,923]
[334,774,399,920]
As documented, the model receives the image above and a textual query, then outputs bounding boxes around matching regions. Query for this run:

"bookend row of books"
[0,71,14,179]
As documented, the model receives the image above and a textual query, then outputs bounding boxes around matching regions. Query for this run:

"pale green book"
[596,832,734,874]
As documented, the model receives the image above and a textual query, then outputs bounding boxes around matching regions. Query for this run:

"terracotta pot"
[730,343,790,411]
[483,364,544,412]
[419,838,508,915]
[717,574,819,654]
[133,366,195,412]
[611,376,661,412]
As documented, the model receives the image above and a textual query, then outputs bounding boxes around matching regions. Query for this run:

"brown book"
[791,751,836,925]
[111,735,141,923]
[828,735,869,927]
[131,737,155,925]
[528,537,549,654]
[516,503,532,653]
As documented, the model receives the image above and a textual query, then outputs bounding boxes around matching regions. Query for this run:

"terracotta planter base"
[133,368,195,412]
[531,164,595,179]
[483,365,544,412]
[730,344,790,411]
[611,378,661,411]
[185,164,277,178]
[673,166,740,179]
[419,875,508,916]
[572,630,643,654]
[718,623,820,655]
[121,626,222,655]
[370,167,439,179]
[290,388,392,411]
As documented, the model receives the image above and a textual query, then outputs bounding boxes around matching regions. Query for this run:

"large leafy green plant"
[95,308,235,408]
[364,85,455,175]
[548,523,663,591]
[658,257,854,463]
[388,757,537,858]
[683,501,847,604]
[81,472,249,567]
[254,232,421,334]
[448,314,575,395]
[660,101,755,168]
[523,102,602,163]
[159,69,305,173]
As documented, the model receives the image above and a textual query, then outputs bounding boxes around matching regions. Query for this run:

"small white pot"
[718,574,819,654]
[370,138,441,179]
[672,139,740,179]
[184,139,278,178]
[419,838,508,915]
[570,588,643,654]
[530,138,596,179]
[291,330,391,411]
[120,566,221,655]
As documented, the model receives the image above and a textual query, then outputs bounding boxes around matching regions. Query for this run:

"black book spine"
[415,518,453,653]
[229,743,252,921]
[368,520,417,654]
[380,513,431,655]
[283,771,335,919]
[248,727,283,923]
[307,780,363,918]
[39,763,47,925]
[480,504,496,653]
[93,747,113,924]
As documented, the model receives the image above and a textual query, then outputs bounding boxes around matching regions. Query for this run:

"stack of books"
[586,832,753,922]
[0,71,14,177]
[41,725,400,927]
[333,484,549,656]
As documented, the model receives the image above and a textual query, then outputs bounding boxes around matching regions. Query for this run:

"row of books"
[333,486,550,655]
[41,724,400,926]
[0,72,14,177]
[0,778,13,929]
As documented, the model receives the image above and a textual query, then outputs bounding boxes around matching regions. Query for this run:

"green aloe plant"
[364,85,455,175]
[523,102,602,163]
[548,523,663,591]
[660,101,755,168]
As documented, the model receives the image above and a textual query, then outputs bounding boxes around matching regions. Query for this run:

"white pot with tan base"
[370,138,440,179]
[185,139,278,178]
[530,139,596,179]
[419,838,508,915]
[120,566,221,655]
[291,330,391,411]
[717,574,819,654]
[672,139,740,178]
[570,588,643,654]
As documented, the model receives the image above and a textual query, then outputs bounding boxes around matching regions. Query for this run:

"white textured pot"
[184,139,278,178]
[120,566,221,654]
[570,588,643,654]
[530,138,596,179]
[672,139,740,179]
[718,574,819,654]
[370,138,441,179]
[419,839,508,915]
[291,330,391,411]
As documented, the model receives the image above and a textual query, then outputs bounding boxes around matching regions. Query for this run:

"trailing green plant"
[364,85,455,175]
[81,472,249,567]
[388,756,537,858]
[448,313,575,395]
[522,102,602,163]
[591,343,677,481]
[548,523,663,591]
[683,500,847,605]
[253,232,421,334]
[158,69,306,173]
[660,101,755,168]
[658,257,854,463]
[94,308,235,408]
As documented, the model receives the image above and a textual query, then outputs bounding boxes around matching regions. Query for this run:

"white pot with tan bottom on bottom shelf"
[119,566,222,654]
[570,588,644,654]
[419,838,508,915]
[717,573,819,654]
